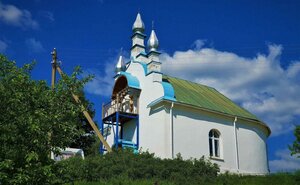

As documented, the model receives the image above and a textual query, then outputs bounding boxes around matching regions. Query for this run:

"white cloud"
[84,41,299,137]
[269,148,300,172]
[0,40,7,52]
[161,43,300,136]
[0,2,38,29]
[25,38,45,53]
[192,39,206,50]
[84,58,117,96]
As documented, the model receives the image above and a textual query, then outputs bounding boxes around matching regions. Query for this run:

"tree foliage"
[289,125,300,158]
[0,55,94,184]
[69,90,97,156]
[55,149,220,185]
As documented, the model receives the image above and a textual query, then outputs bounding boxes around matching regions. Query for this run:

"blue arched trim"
[147,81,177,108]
[115,71,141,89]
[161,81,176,101]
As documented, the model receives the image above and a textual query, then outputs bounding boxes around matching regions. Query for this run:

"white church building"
[100,13,271,174]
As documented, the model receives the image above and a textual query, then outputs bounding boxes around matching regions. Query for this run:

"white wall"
[123,119,137,144]
[128,62,169,157]
[106,124,116,149]
[172,105,237,172]
[236,120,269,174]
[171,105,269,174]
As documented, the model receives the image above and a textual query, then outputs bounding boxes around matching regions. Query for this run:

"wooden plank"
[57,66,112,152]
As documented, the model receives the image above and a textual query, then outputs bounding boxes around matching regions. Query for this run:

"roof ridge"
[162,74,215,90]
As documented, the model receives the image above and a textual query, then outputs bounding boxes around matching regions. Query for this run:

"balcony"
[102,96,139,120]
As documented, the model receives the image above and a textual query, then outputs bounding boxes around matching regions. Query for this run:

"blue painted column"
[100,120,104,154]
[136,115,139,149]
[115,112,119,150]
[120,122,123,140]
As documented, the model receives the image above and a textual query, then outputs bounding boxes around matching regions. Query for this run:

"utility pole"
[50,48,112,152]
[51,48,57,89]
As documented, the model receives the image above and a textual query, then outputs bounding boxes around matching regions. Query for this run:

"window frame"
[209,129,222,159]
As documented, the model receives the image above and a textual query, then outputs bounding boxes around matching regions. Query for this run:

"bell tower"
[131,13,146,60]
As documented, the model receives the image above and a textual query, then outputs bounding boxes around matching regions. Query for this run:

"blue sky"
[1,0,300,172]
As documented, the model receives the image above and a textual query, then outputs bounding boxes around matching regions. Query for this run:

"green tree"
[0,55,93,184]
[69,90,98,156]
[289,125,300,158]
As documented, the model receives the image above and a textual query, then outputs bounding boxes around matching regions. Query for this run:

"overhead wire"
[49,45,300,70]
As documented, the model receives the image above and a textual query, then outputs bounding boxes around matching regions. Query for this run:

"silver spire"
[132,13,145,33]
[115,55,125,73]
[147,30,159,51]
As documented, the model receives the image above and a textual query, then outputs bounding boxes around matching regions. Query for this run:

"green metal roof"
[162,75,261,122]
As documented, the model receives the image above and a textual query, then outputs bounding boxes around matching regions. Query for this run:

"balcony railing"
[102,97,138,119]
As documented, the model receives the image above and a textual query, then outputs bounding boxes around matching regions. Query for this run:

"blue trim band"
[147,81,177,107]
[114,71,141,89]
[161,81,176,101]
[137,51,148,57]
[147,96,176,108]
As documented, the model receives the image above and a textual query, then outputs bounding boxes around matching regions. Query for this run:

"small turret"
[131,13,146,60]
[115,55,125,73]
[147,29,161,75]
[147,30,159,51]
[132,13,145,33]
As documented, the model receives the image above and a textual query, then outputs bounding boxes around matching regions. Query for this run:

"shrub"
[56,149,219,184]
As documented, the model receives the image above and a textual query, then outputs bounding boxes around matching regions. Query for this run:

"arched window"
[209,129,221,158]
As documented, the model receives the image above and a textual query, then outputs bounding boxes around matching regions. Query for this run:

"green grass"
[65,173,300,185]
[67,179,173,185]
[213,173,300,185]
